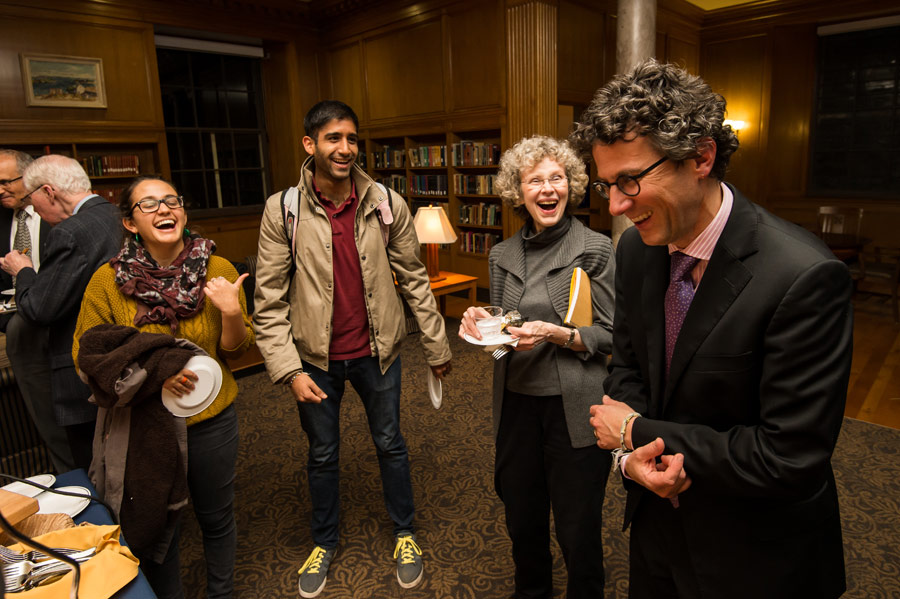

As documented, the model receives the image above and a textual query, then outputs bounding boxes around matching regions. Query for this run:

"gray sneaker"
[297,545,336,598]
[393,533,424,589]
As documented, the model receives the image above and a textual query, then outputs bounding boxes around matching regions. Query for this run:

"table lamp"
[413,205,457,282]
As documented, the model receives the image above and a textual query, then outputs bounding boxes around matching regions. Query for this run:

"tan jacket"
[253,158,451,382]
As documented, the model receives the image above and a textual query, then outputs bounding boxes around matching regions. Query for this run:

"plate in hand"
[463,332,516,346]
[161,355,223,417]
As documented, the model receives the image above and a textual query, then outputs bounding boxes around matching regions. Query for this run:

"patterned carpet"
[177,319,900,598]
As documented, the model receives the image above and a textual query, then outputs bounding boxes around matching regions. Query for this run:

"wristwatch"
[562,328,576,348]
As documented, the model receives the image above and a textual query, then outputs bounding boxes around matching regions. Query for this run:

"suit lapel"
[642,245,669,415]
[664,187,758,404]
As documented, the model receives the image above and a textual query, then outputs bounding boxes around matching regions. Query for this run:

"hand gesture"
[290,372,328,404]
[430,360,452,380]
[624,437,693,499]
[163,369,198,398]
[458,306,491,341]
[205,273,248,317]
[589,395,637,450]
[0,250,34,276]
[504,320,554,351]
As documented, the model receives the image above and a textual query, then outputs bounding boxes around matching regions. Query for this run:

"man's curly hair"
[495,135,588,221]
[569,59,739,181]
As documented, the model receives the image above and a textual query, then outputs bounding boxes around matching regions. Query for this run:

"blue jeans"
[297,356,414,548]
[143,404,239,599]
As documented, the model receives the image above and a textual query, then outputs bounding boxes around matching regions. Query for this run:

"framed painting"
[20,53,107,108]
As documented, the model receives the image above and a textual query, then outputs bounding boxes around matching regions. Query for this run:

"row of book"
[410,174,448,196]
[453,174,497,195]
[408,145,446,167]
[458,232,501,255]
[459,202,501,227]
[451,141,501,166]
[377,175,407,196]
[372,146,406,168]
[93,187,124,203]
[81,154,141,177]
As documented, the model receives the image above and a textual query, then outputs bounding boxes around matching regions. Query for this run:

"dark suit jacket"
[605,186,852,598]
[14,196,123,426]
[0,207,52,331]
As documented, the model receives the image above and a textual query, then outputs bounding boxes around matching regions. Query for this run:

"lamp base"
[425,243,445,283]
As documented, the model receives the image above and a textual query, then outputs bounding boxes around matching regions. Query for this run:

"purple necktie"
[664,252,699,375]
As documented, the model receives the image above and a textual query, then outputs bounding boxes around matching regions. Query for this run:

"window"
[157,47,270,211]
[809,25,900,198]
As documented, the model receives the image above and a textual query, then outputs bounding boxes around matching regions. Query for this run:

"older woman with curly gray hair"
[459,135,615,599]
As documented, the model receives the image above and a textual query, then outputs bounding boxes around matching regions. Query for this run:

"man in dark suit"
[0,149,74,471]
[572,60,852,599]
[0,154,123,471]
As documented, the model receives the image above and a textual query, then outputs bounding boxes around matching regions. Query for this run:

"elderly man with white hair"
[0,154,122,470]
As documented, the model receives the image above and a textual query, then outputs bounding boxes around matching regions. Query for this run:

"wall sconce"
[724,119,747,133]
[413,205,457,282]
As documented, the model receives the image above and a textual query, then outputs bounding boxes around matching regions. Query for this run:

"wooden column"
[505,0,558,238]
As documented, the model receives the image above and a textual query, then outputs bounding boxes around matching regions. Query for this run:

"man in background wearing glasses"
[0,154,122,472]
[0,149,75,472]
[571,60,851,599]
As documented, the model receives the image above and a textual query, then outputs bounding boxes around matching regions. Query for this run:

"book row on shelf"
[81,154,141,177]
[408,145,446,167]
[410,174,448,196]
[451,141,501,167]
[458,231,501,255]
[373,146,406,169]
[376,175,408,195]
[459,202,502,227]
[453,174,497,195]
[93,187,123,204]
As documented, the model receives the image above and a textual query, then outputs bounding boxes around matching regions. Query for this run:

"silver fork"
[2,547,95,590]
[491,345,511,360]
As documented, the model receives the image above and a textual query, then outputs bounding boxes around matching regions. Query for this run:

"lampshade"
[414,205,457,244]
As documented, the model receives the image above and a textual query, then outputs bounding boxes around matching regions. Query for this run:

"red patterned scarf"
[111,233,216,332]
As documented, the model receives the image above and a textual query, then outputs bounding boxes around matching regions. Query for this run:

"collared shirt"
[312,178,372,360]
[667,182,734,288]
[10,204,43,271]
[72,193,99,215]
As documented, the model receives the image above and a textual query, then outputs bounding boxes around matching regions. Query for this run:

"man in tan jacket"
[253,100,452,598]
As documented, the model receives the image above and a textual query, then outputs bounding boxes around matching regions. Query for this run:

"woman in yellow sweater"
[73,175,254,599]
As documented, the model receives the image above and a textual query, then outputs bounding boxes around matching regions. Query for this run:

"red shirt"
[313,178,372,360]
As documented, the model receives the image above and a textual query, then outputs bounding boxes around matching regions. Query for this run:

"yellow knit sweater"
[73,256,255,426]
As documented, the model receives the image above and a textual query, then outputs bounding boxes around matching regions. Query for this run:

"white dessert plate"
[463,332,516,346]
[161,355,223,417]
[1,474,56,498]
[35,485,92,517]
[1,289,15,295]
[427,369,442,409]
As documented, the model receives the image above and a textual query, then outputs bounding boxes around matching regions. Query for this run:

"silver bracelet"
[286,369,305,386]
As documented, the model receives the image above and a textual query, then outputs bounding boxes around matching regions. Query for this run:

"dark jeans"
[143,404,239,599]
[495,390,611,599]
[297,356,413,548]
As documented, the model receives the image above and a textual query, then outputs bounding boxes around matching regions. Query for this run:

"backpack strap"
[374,182,393,247]
[281,186,300,275]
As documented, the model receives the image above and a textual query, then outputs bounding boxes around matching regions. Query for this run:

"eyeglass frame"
[591,156,668,199]
[0,176,23,188]
[129,195,185,215]
[523,174,568,190]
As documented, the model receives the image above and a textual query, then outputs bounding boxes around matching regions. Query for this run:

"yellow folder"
[564,267,592,328]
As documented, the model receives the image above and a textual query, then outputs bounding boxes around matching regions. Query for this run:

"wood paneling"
[666,34,699,73]
[323,43,366,118]
[448,4,504,112]
[0,6,160,128]
[365,20,445,121]
[558,1,607,103]
[702,34,768,202]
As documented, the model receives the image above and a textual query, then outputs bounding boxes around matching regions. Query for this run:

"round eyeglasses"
[130,195,184,215]
[591,156,668,199]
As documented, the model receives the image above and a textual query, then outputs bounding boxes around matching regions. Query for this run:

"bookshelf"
[361,128,503,286]
[9,142,162,205]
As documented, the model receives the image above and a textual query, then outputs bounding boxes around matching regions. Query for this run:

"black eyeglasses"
[130,195,184,215]
[591,156,668,199]
[0,176,23,188]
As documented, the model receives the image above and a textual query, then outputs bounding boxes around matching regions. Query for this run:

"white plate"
[1,474,56,498]
[35,485,92,517]
[1,289,14,295]
[161,355,223,417]
[427,369,442,409]
[463,332,516,346]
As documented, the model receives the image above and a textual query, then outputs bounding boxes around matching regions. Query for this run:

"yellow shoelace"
[298,547,327,575]
[393,536,422,565]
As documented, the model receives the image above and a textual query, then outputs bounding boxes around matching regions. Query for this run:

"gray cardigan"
[488,218,615,447]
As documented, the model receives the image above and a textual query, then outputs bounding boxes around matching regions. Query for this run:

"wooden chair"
[858,246,900,324]
[818,206,864,238]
